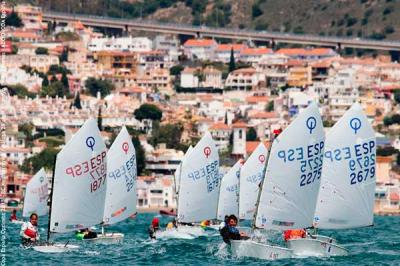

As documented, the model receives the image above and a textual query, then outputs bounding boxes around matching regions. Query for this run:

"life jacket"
[284,229,306,241]
[24,227,37,239]
[166,222,173,229]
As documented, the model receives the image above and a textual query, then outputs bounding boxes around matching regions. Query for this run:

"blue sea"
[4,212,399,265]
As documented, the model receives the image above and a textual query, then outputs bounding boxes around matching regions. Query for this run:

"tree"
[252,4,263,18]
[246,127,258,141]
[42,76,49,87]
[134,104,162,121]
[18,122,34,143]
[123,127,146,175]
[97,106,103,131]
[394,90,400,104]
[41,81,69,98]
[397,152,400,166]
[229,47,235,73]
[35,47,48,55]
[266,100,274,111]
[74,92,82,109]
[85,77,114,98]
[5,12,23,27]
[61,72,69,89]
[59,47,69,62]
[4,84,36,98]
[21,148,59,173]
[50,75,58,83]
[170,65,184,76]
[150,123,184,150]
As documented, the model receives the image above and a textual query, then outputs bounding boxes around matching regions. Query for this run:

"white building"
[183,39,217,61]
[137,176,176,208]
[225,68,265,90]
[180,67,199,88]
[88,37,152,52]
[153,35,181,62]
[0,66,42,92]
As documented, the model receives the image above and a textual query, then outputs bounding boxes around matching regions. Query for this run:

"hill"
[15,0,400,41]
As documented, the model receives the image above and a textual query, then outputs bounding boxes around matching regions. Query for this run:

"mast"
[47,155,57,243]
[251,136,274,231]
[176,159,183,223]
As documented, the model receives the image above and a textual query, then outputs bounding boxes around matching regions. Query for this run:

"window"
[239,129,242,139]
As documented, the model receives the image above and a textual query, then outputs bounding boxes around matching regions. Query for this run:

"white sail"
[239,143,268,220]
[256,102,325,230]
[103,126,137,225]
[217,160,242,220]
[314,103,376,229]
[177,132,219,223]
[50,119,107,233]
[22,168,48,217]
[175,146,193,195]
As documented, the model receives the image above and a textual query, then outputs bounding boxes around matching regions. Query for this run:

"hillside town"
[1,4,399,216]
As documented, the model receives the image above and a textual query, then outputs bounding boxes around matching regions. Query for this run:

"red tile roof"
[232,121,247,128]
[240,47,273,56]
[209,123,230,131]
[246,140,270,155]
[216,44,247,52]
[184,39,217,47]
[276,48,335,56]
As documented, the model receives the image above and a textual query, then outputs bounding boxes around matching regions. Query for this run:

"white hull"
[83,233,124,244]
[33,243,79,253]
[231,240,293,260]
[287,238,348,257]
[10,220,24,225]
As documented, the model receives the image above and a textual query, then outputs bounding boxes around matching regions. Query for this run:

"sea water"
[5,212,399,265]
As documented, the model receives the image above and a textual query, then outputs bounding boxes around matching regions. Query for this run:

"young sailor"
[10,209,18,222]
[75,228,98,240]
[166,219,178,230]
[20,213,39,246]
[148,217,160,239]
[220,215,248,244]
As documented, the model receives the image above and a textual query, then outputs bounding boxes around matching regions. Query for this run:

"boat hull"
[231,240,293,260]
[83,233,124,244]
[287,238,348,257]
[33,243,79,253]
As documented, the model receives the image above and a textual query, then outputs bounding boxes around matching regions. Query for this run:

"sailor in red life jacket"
[20,213,40,246]
[9,209,18,221]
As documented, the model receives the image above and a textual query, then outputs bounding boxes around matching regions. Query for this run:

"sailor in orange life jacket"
[20,213,40,246]
[283,229,306,242]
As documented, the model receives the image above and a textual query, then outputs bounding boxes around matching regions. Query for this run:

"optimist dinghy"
[231,102,325,261]
[287,103,376,257]
[33,119,106,253]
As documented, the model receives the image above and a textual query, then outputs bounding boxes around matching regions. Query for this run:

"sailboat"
[157,132,220,239]
[21,168,49,220]
[83,126,137,244]
[239,142,268,221]
[231,102,325,260]
[33,119,107,253]
[287,103,376,257]
[217,159,242,221]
